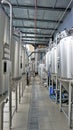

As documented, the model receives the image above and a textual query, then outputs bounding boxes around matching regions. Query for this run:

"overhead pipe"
[34,0,37,38]
[28,51,44,57]
[52,0,73,35]
[28,48,47,57]
[13,17,63,23]
[2,3,71,11]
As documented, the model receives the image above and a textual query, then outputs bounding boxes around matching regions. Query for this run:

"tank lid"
[55,29,69,44]
[68,27,73,36]
[60,29,69,39]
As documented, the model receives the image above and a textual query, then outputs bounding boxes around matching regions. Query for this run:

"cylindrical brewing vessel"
[59,36,73,79]
[48,51,52,73]
[57,43,60,77]
[46,52,49,72]
[11,35,22,79]
[38,63,45,78]
[51,46,57,74]
[35,49,38,73]
[0,8,11,94]
[22,46,25,75]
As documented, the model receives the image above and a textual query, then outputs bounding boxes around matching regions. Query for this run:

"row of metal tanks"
[0,8,28,95]
[45,29,73,91]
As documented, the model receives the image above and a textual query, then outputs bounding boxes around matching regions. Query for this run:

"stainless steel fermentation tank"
[22,46,25,75]
[0,8,11,94]
[35,49,38,73]
[51,45,57,74]
[11,35,22,79]
[57,36,73,79]
[46,51,51,73]
[46,52,49,72]
[38,63,45,78]
[56,32,73,92]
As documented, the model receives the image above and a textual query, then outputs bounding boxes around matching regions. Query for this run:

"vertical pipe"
[18,31,22,105]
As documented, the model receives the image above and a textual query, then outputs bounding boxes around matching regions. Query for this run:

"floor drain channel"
[27,80,39,130]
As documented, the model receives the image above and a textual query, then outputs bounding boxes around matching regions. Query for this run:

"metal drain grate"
[27,80,39,130]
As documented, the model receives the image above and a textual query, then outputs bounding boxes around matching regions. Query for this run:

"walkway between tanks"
[11,76,72,130]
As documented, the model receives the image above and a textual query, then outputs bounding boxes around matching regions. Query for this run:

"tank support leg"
[56,77,58,103]
[15,83,18,112]
[60,81,62,112]
[49,76,50,88]
[47,75,48,88]
[9,89,12,129]
[19,82,21,104]
[68,82,72,128]
[0,103,4,130]
[22,81,23,97]
[52,79,53,89]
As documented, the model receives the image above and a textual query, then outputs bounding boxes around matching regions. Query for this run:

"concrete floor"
[10,76,72,130]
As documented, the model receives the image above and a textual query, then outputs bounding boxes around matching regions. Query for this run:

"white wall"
[54,7,73,35]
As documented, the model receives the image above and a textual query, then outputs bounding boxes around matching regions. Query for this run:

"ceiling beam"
[22,36,51,39]
[3,3,71,11]
[22,39,49,42]
[22,42,48,46]
[22,39,48,42]
[22,39,49,43]
[22,41,48,45]
[22,42,35,46]
[23,41,48,43]
[13,17,63,23]
[21,31,51,36]
[13,25,57,30]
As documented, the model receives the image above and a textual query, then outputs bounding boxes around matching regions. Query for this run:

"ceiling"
[0,0,73,46]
